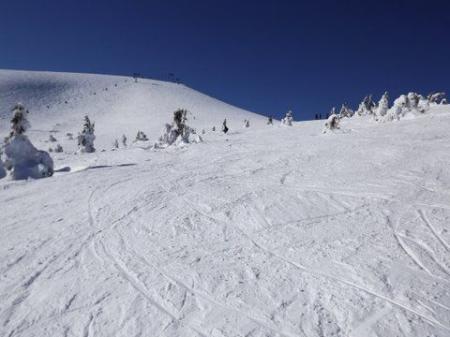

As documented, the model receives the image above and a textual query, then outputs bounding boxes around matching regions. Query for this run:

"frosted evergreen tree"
[427,92,446,104]
[4,103,54,179]
[356,95,376,116]
[243,119,250,128]
[407,92,420,110]
[222,119,229,133]
[323,109,340,133]
[375,92,389,117]
[155,109,202,147]
[77,116,96,153]
[338,104,353,118]
[122,134,127,147]
[281,110,293,126]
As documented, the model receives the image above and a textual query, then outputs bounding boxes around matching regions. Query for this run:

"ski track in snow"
[1,70,450,337]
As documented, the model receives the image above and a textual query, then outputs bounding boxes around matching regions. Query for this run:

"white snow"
[1,70,450,337]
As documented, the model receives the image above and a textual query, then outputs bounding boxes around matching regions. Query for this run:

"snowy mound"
[0,69,266,151]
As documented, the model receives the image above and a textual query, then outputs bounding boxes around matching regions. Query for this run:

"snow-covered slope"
[1,70,450,337]
[0,69,265,150]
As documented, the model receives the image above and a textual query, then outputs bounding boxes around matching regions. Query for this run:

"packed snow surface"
[1,70,450,337]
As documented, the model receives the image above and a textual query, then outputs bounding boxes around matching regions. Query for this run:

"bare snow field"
[1,70,450,337]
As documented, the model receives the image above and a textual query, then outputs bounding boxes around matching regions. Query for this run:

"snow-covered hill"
[0,70,265,151]
[1,70,450,337]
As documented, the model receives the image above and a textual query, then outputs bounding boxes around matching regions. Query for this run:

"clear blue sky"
[1,0,449,120]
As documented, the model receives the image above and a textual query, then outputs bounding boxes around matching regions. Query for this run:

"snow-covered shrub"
[418,96,430,113]
[222,119,229,133]
[407,92,420,110]
[212,126,216,131]
[441,98,447,105]
[427,92,446,104]
[355,95,376,116]
[281,110,294,126]
[323,113,340,133]
[135,130,148,141]
[154,109,202,148]
[267,116,273,125]
[122,134,127,146]
[54,144,63,153]
[113,139,119,149]
[4,103,54,179]
[77,116,96,153]
[49,134,57,142]
[375,92,389,117]
[243,119,250,128]
[66,132,74,140]
[338,104,353,118]
[384,95,407,121]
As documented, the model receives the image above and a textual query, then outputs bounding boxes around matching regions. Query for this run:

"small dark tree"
[222,119,229,133]
[267,116,273,125]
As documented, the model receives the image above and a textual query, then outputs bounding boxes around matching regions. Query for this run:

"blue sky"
[1,0,449,120]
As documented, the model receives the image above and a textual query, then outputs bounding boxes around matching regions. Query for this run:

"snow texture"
[1,70,450,337]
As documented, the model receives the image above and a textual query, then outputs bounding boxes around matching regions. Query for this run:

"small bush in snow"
[113,139,119,149]
[243,119,250,128]
[135,130,148,141]
[77,116,96,153]
[66,132,74,140]
[0,146,6,179]
[122,134,127,146]
[155,109,202,148]
[267,116,273,125]
[281,110,294,126]
[49,134,57,142]
[212,126,216,131]
[54,144,63,153]
[4,103,54,179]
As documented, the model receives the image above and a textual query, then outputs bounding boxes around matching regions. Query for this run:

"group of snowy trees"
[324,91,446,127]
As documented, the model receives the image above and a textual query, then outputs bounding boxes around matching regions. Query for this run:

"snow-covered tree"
[4,103,54,179]
[323,111,340,133]
[427,92,446,104]
[338,104,353,118]
[122,134,127,147]
[154,109,202,148]
[113,139,119,149]
[49,134,57,142]
[9,103,30,137]
[267,116,273,125]
[375,92,389,117]
[77,116,96,153]
[281,110,294,126]
[135,130,148,141]
[407,92,420,110]
[212,126,216,131]
[222,119,229,133]
[385,95,407,121]
[355,95,376,116]
[243,119,250,128]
